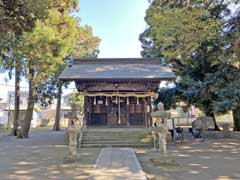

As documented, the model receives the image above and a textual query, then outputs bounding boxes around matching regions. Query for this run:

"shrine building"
[59,58,175,127]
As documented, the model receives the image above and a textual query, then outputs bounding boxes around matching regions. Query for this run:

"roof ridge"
[72,58,162,65]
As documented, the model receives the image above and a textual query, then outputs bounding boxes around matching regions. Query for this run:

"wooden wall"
[86,96,151,127]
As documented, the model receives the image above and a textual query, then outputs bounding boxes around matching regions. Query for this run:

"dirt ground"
[137,139,240,180]
[0,129,100,180]
[0,129,240,180]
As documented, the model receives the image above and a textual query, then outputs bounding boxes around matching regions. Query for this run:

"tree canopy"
[1,0,100,137]
[140,0,240,130]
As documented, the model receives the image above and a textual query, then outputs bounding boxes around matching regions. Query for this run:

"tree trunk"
[11,59,20,136]
[206,111,221,131]
[18,58,35,138]
[233,106,240,131]
[53,83,62,131]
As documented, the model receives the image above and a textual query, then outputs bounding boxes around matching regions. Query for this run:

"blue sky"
[77,0,149,57]
[0,0,149,99]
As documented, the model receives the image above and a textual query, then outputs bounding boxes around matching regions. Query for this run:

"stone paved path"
[89,148,146,180]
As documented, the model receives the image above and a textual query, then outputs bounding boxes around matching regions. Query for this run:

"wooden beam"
[75,82,160,92]
[79,92,158,98]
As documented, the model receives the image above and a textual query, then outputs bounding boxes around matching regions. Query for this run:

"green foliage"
[0,0,78,34]
[0,0,78,82]
[157,87,178,110]
[69,91,84,114]
[13,0,99,107]
[33,17,100,106]
[72,25,100,57]
[35,65,66,106]
[0,0,49,34]
[0,0,99,137]
[141,0,223,69]
[212,8,240,115]
[140,0,239,119]
[213,66,240,112]
[22,10,80,82]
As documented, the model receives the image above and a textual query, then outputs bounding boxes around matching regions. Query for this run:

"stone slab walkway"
[89,148,146,180]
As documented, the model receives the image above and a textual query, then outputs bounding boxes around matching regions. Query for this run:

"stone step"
[82,135,151,139]
[82,140,153,144]
[85,131,150,134]
[84,131,150,134]
[82,136,152,141]
[83,134,150,138]
[86,128,148,130]
[81,128,153,148]
[82,134,152,138]
[82,138,149,141]
[80,143,153,148]
[86,131,149,134]
[85,132,149,135]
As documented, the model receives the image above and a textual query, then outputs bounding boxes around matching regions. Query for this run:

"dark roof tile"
[59,58,176,81]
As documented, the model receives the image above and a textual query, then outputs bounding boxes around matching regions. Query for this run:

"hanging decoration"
[137,97,139,104]
[94,96,96,105]
[127,97,129,105]
[105,97,108,106]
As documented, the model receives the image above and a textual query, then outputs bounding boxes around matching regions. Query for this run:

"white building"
[0,91,41,128]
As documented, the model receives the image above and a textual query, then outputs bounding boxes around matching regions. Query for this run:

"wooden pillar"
[148,97,152,127]
[118,96,121,124]
[142,98,145,127]
[88,97,91,127]
[84,96,88,127]
[126,97,129,127]
[143,97,147,127]
[107,97,110,127]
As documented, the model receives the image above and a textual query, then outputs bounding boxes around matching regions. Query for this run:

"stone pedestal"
[202,120,208,131]
[69,128,80,147]
[151,102,170,155]
[64,127,80,162]
[158,132,167,155]
[152,131,157,150]
[222,123,231,138]
[151,127,168,155]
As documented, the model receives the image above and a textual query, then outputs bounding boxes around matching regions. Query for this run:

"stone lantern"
[151,102,171,155]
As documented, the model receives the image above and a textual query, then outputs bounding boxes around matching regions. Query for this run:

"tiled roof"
[59,58,176,81]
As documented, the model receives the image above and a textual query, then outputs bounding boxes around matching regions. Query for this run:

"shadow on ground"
[1,129,240,180]
[137,138,240,180]
[0,129,100,180]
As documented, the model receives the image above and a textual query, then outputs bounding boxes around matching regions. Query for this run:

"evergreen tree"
[140,0,239,130]
[17,3,100,137]
[0,0,50,135]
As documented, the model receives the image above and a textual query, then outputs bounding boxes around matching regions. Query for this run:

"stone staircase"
[81,128,153,148]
